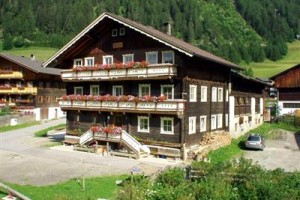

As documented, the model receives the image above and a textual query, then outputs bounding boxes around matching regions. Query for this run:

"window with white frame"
[211,115,217,130]
[226,89,229,102]
[85,57,94,66]
[217,114,223,128]
[74,87,83,95]
[112,29,118,37]
[138,116,149,133]
[113,85,123,96]
[162,51,174,64]
[212,87,217,102]
[119,28,125,36]
[161,85,174,99]
[139,84,151,96]
[90,85,99,96]
[201,86,207,102]
[200,116,207,132]
[218,87,223,102]
[73,59,82,67]
[103,55,113,64]
[189,85,197,102]
[189,116,196,134]
[146,51,158,64]
[160,117,174,134]
[122,54,134,64]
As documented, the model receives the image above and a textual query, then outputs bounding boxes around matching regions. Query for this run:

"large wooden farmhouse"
[43,12,267,158]
[270,64,300,115]
[0,54,65,120]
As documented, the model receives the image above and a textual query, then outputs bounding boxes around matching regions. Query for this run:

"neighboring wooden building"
[270,64,300,115]
[0,53,66,120]
[43,12,266,158]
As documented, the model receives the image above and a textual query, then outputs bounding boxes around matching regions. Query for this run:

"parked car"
[245,133,265,150]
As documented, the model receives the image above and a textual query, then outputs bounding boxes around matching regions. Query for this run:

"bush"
[13,37,25,48]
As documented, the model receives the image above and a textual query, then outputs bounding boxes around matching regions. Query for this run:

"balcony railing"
[0,71,23,79]
[0,87,37,94]
[61,63,177,81]
[59,98,185,115]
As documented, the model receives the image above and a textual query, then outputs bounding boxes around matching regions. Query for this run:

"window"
[211,115,217,130]
[38,96,43,103]
[218,87,223,102]
[46,96,51,103]
[226,90,229,102]
[189,85,197,102]
[76,114,80,122]
[189,117,196,134]
[162,51,174,64]
[113,85,123,96]
[139,84,151,96]
[74,87,83,95]
[201,86,207,102]
[225,114,228,127]
[46,82,51,88]
[200,116,207,132]
[103,55,113,64]
[161,85,174,99]
[85,57,94,66]
[112,29,118,37]
[27,81,33,87]
[283,103,300,108]
[73,59,82,67]
[38,82,43,88]
[160,117,174,134]
[138,116,149,133]
[212,87,217,102]
[146,51,158,64]
[90,85,99,96]
[217,114,223,128]
[119,28,125,36]
[123,54,134,64]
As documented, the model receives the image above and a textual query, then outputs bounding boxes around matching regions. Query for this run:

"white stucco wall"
[278,101,300,115]
[48,107,66,120]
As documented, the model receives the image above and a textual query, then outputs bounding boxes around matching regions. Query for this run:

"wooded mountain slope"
[0,0,299,64]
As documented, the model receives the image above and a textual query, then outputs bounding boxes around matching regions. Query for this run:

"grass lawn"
[208,122,299,164]
[34,123,66,137]
[4,175,127,200]
[242,41,300,78]
[0,46,58,61]
[0,122,40,133]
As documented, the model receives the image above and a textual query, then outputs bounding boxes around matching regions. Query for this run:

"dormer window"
[103,55,113,64]
[146,51,158,64]
[112,29,118,37]
[85,57,94,66]
[162,51,174,64]
[73,59,82,67]
[123,54,134,64]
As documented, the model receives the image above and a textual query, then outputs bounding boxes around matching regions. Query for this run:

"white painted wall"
[48,107,66,120]
[34,108,41,121]
[278,101,300,115]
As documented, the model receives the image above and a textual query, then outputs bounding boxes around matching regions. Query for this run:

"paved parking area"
[243,130,300,172]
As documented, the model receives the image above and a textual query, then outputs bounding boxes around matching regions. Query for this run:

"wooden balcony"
[61,63,177,82]
[0,71,23,79]
[59,99,185,115]
[0,87,37,95]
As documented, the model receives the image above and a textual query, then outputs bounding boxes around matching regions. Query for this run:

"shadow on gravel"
[294,132,300,151]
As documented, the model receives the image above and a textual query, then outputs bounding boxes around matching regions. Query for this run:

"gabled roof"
[0,53,61,76]
[43,12,242,70]
[270,63,300,79]
[232,70,273,86]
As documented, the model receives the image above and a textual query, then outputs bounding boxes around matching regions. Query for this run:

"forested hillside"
[0,0,299,64]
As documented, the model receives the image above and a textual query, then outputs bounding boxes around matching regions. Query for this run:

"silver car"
[245,134,265,150]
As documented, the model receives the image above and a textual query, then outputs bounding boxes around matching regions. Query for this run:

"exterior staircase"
[79,130,93,146]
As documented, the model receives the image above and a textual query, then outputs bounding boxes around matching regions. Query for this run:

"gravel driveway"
[243,130,300,172]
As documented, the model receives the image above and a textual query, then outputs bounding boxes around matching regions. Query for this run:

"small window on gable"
[218,87,223,102]
[160,117,174,134]
[161,85,174,99]
[74,87,83,95]
[201,86,207,102]
[162,51,174,64]
[103,55,113,65]
[73,59,82,67]
[139,84,151,97]
[112,29,118,37]
[119,28,125,36]
[200,116,207,132]
[212,87,217,102]
[85,57,94,66]
[123,54,134,64]
[138,116,149,133]
[189,116,196,134]
[146,51,158,64]
[189,85,197,102]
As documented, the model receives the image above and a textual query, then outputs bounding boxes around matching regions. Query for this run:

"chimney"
[163,20,173,36]
[30,54,35,61]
